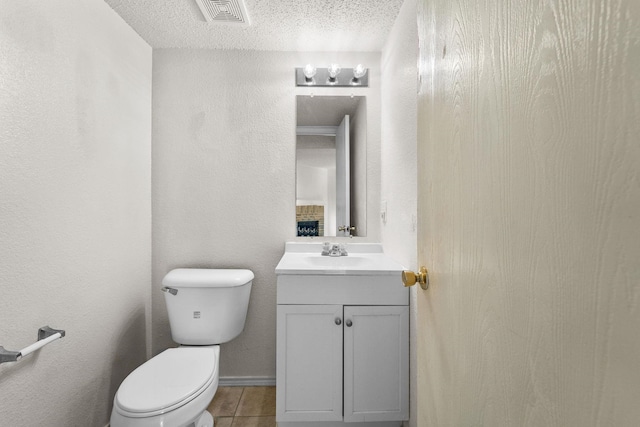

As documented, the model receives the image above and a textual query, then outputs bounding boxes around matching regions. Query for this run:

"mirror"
[296,96,367,237]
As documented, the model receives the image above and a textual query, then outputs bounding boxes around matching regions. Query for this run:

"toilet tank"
[162,268,254,345]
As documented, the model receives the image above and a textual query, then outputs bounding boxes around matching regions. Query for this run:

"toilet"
[110,268,254,427]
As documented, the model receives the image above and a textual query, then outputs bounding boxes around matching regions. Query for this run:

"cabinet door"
[344,305,409,422]
[276,304,343,422]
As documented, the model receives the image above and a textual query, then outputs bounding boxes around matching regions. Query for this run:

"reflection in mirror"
[296,96,367,237]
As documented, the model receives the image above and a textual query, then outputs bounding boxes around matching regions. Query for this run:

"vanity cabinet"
[275,243,409,426]
[343,305,408,422]
[277,304,343,422]
[277,304,408,423]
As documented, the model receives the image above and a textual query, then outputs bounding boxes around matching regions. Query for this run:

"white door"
[343,305,409,422]
[276,304,343,422]
[415,0,640,425]
[335,115,350,236]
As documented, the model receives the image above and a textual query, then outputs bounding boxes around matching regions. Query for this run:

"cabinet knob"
[335,317,342,325]
[402,266,429,290]
[346,319,352,327]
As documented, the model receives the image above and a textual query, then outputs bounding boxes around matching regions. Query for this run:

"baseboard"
[218,376,276,386]
[278,422,402,427]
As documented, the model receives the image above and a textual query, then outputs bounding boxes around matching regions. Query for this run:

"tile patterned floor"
[207,386,276,427]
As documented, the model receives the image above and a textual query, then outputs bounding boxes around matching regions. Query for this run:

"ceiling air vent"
[195,0,251,26]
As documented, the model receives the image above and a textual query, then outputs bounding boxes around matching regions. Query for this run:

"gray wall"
[0,0,152,425]
[151,50,381,379]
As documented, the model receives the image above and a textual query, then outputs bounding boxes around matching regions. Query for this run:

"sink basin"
[275,242,405,275]
[302,256,371,268]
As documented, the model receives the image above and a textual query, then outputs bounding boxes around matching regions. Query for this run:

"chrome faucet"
[322,243,348,257]
[321,242,331,256]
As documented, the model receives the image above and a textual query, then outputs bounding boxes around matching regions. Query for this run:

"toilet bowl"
[111,269,254,427]
[111,346,219,427]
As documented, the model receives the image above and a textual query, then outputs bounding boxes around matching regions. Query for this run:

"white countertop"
[275,242,406,276]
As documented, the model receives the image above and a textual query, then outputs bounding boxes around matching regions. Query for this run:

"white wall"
[297,164,330,206]
[381,0,418,268]
[416,0,640,425]
[380,1,418,425]
[152,50,381,379]
[0,0,152,425]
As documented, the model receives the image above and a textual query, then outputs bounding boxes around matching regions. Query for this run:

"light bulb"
[353,64,367,79]
[328,63,341,79]
[303,64,316,82]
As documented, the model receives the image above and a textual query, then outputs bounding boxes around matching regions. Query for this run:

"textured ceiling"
[104,0,405,51]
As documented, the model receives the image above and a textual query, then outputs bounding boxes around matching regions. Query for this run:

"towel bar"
[0,326,65,364]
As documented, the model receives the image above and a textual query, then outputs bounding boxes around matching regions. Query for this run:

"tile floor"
[206,386,276,427]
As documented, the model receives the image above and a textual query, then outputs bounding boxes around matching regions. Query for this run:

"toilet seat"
[115,346,218,417]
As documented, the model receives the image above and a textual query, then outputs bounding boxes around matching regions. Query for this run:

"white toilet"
[111,268,254,427]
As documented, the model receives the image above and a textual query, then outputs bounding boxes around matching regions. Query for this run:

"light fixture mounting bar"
[295,68,369,87]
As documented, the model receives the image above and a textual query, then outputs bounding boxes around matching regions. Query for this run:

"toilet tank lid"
[162,268,254,288]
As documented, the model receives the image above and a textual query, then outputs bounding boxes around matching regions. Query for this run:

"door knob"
[402,267,429,290]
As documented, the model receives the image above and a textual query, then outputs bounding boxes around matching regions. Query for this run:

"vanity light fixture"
[295,64,369,87]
